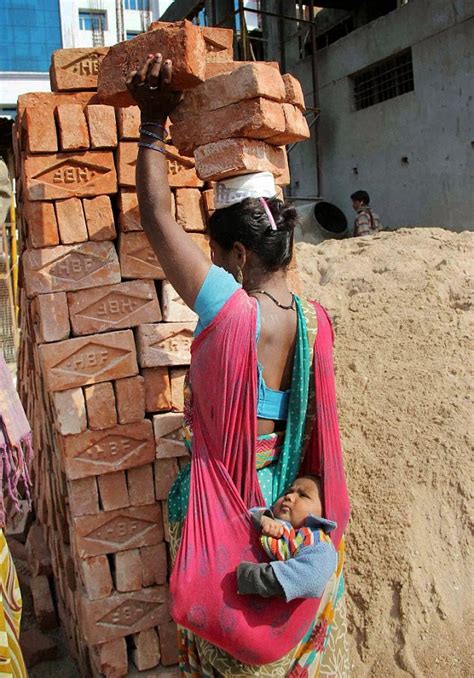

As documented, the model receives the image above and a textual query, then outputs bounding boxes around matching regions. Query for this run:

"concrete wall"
[288,0,474,231]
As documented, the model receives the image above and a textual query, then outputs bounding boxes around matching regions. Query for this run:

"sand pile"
[296,228,473,677]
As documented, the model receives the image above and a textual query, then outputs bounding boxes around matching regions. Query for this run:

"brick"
[132,628,160,671]
[31,575,57,630]
[127,464,155,507]
[165,145,203,188]
[55,197,88,244]
[23,150,117,201]
[136,323,194,368]
[56,104,90,151]
[194,138,289,183]
[269,104,310,146]
[52,387,86,435]
[91,637,127,678]
[117,106,140,140]
[161,280,197,322]
[117,141,137,188]
[153,413,187,459]
[118,190,141,231]
[170,368,187,412]
[201,189,215,220]
[140,543,167,587]
[172,62,285,122]
[80,555,113,600]
[158,621,179,666]
[154,458,179,500]
[68,280,161,335]
[97,21,207,106]
[23,241,120,298]
[175,188,206,232]
[50,47,109,91]
[119,232,165,280]
[83,195,116,241]
[86,105,118,149]
[20,629,57,669]
[60,419,155,480]
[98,471,130,511]
[142,368,172,412]
[24,105,58,153]
[35,291,70,342]
[189,232,210,260]
[115,548,142,592]
[171,98,286,155]
[84,382,117,430]
[161,500,170,542]
[68,476,99,516]
[24,201,59,248]
[115,375,145,424]
[17,91,96,118]
[39,329,137,392]
[202,26,234,62]
[282,73,306,110]
[26,524,52,577]
[204,60,280,80]
[73,504,163,558]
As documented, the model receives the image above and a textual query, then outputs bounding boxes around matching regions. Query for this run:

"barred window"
[352,49,414,111]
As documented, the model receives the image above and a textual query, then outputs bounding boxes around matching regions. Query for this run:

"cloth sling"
[170,291,350,666]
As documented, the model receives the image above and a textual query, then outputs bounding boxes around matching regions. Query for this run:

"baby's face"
[273,477,323,529]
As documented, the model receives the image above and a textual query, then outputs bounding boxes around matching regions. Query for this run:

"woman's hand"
[126,53,182,121]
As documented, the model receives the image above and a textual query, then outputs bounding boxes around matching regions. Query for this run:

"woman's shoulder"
[193,265,241,335]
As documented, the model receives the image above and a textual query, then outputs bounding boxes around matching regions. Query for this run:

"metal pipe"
[278,0,286,73]
[308,0,322,196]
[238,0,248,61]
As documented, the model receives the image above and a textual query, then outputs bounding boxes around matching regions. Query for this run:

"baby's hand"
[260,516,284,538]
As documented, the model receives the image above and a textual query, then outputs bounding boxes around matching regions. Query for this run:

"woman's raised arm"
[126,54,211,309]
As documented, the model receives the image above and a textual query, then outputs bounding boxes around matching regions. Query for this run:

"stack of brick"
[15,20,308,677]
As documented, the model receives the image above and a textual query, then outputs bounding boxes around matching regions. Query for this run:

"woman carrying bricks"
[127,55,350,677]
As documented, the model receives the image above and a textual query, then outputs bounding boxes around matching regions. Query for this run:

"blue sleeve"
[193,264,240,336]
[269,542,337,602]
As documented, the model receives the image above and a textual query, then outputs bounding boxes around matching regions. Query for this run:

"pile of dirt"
[296,228,473,677]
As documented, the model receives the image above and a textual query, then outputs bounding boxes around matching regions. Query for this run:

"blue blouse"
[194,265,290,420]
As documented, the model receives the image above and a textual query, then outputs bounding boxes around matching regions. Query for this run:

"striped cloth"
[0,530,26,677]
[260,524,315,561]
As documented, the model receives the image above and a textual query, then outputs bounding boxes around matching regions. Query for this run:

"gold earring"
[236,266,243,285]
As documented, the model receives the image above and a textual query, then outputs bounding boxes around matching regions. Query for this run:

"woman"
[127,55,350,677]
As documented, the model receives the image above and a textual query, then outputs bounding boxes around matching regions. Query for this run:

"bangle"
[139,127,166,141]
[138,141,167,154]
[140,121,167,129]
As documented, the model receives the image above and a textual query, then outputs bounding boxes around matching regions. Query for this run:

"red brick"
[117,107,140,140]
[115,548,142,592]
[68,280,160,336]
[131,628,160,670]
[23,150,117,201]
[98,471,130,511]
[24,106,58,153]
[161,280,197,322]
[23,241,121,298]
[84,382,117,430]
[68,476,99,516]
[117,142,137,188]
[24,201,59,248]
[136,323,194,368]
[119,232,165,280]
[170,368,186,412]
[52,387,86,435]
[60,419,155,480]
[97,21,207,106]
[118,190,141,231]
[114,375,145,424]
[55,197,88,244]
[269,103,310,145]
[26,524,52,577]
[17,91,96,118]
[83,195,116,241]
[202,26,233,62]
[39,329,137,392]
[80,585,169,644]
[127,464,155,506]
[91,637,127,678]
[161,501,170,542]
[50,47,109,91]
[154,458,179,500]
[140,542,167,587]
[73,504,163,558]
[201,189,215,221]
[20,629,57,669]
[194,137,289,183]
[153,413,187,459]
[86,105,118,149]
[172,62,285,122]
[35,291,70,342]
[31,575,57,630]
[56,104,90,151]
[158,621,179,666]
[283,73,306,110]
[171,98,286,155]
[80,555,113,600]
[204,60,279,80]
[175,188,206,232]
[165,145,203,188]
[142,368,172,412]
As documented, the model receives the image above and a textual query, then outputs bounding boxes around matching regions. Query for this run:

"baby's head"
[272,476,323,528]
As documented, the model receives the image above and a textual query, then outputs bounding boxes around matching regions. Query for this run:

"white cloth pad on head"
[214,172,276,210]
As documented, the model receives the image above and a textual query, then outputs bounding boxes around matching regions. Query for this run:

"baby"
[237,476,337,602]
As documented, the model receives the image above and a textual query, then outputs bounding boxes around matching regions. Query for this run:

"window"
[79,10,107,32]
[352,49,414,111]
[124,0,150,9]
[126,31,142,40]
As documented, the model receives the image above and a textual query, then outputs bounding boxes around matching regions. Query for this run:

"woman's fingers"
[148,53,163,88]
[137,54,155,83]
[162,59,172,85]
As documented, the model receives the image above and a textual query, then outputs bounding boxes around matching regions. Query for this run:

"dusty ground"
[296,228,473,677]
